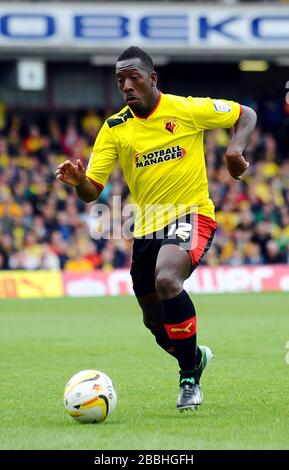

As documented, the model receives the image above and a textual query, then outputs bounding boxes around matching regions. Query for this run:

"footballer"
[56,47,257,410]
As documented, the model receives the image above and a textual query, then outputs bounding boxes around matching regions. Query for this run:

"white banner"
[0,2,288,54]
[63,265,289,297]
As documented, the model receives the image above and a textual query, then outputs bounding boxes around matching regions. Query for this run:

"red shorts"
[188,213,217,267]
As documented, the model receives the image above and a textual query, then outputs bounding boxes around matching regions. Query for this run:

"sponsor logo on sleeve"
[212,100,232,113]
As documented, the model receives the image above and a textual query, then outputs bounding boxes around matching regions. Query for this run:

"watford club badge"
[165,119,179,134]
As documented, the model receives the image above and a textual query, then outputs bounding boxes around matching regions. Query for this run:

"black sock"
[196,346,202,367]
[154,329,177,358]
[162,290,197,377]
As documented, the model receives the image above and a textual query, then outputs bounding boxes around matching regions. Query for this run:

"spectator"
[264,240,286,264]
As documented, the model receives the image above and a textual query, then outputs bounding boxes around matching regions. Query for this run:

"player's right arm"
[56,121,118,203]
[55,159,102,202]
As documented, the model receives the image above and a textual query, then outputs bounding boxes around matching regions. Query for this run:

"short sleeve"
[86,122,118,188]
[188,97,241,131]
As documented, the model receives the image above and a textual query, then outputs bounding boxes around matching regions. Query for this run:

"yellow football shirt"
[86,93,241,237]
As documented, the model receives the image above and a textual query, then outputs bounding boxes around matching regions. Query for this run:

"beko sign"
[0,3,288,51]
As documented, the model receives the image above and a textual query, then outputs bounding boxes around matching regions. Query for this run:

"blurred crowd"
[0,103,288,272]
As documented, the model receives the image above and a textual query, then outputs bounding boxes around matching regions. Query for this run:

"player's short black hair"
[117,47,154,73]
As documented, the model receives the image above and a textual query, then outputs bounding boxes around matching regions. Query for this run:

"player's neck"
[137,90,160,118]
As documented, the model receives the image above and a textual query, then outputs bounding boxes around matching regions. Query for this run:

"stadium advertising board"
[0,3,288,53]
[1,266,288,299]
[0,271,63,299]
[63,265,289,297]
[184,265,289,294]
[63,270,134,297]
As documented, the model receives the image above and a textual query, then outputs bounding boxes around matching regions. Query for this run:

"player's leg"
[136,293,176,357]
[155,244,203,409]
[155,214,216,409]
[155,245,198,364]
[130,238,176,357]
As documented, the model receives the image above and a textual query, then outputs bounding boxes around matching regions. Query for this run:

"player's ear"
[151,71,158,87]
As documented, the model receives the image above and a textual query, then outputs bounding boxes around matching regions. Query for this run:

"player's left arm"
[225,105,257,180]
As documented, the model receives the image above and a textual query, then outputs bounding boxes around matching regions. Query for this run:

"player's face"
[116,58,158,115]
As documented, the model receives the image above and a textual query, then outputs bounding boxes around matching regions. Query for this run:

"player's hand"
[55,159,86,187]
[225,152,249,181]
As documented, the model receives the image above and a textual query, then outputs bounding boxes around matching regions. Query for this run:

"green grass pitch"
[1,292,288,450]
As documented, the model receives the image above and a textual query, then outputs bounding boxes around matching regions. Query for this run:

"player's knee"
[155,271,182,299]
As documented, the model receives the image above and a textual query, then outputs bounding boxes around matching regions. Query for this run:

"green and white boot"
[195,345,213,384]
[176,377,203,411]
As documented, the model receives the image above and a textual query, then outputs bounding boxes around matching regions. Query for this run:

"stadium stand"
[0,100,288,271]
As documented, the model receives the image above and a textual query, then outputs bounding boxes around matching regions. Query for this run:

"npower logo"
[0,4,288,48]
